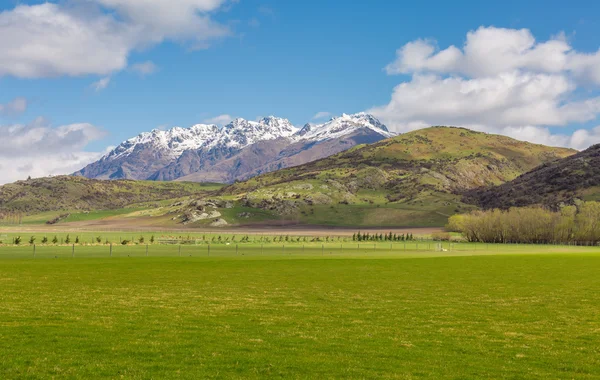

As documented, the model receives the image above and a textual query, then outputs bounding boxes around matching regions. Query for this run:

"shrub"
[14,236,22,245]
[29,236,36,245]
[431,232,451,241]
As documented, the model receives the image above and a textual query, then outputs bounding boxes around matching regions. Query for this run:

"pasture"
[0,243,599,378]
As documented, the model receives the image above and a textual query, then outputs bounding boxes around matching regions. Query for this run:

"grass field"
[1,245,599,378]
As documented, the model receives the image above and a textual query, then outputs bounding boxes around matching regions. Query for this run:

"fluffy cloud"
[373,26,600,150]
[0,97,27,116]
[203,114,234,125]
[0,118,106,184]
[0,1,231,78]
[384,27,600,83]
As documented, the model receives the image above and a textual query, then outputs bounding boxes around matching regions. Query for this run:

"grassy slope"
[0,128,576,228]
[0,176,222,214]
[216,127,575,226]
[0,251,598,378]
[467,144,600,209]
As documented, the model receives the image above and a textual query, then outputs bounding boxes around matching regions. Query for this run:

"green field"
[1,245,599,378]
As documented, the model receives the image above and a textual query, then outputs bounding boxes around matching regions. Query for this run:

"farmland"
[1,243,599,378]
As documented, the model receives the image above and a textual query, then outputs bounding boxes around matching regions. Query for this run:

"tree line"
[352,232,414,242]
[447,201,600,245]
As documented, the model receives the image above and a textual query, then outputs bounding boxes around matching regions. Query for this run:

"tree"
[41,236,48,244]
[14,236,22,245]
[65,235,71,244]
[29,236,36,245]
[52,235,58,244]
[150,235,155,244]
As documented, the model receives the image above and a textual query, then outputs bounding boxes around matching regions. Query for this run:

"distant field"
[0,247,599,378]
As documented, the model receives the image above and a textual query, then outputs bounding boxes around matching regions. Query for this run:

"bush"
[29,236,36,245]
[41,236,48,244]
[52,236,58,244]
[431,232,451,241]
[121,240,130,245]
[14,236,22,245]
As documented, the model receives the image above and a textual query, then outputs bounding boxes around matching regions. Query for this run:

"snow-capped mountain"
[75,113,393,182]
[296,113,391,141]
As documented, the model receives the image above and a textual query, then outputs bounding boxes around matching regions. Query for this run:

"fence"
[0,240,597,260]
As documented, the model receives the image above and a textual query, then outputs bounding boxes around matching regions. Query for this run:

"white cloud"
[131,61,158,75]
[384,27,599,82]
[0,4,131,78]
[0,118,106,184]
[312,112,332,120]
[373,26,600,150]
[203,114,234,125]
[91,77,111,92]
[0,1,232,78]
[0,97,27,116]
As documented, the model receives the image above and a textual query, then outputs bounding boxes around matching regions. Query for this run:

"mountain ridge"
[465,144,600,209]
[75,113,393,183]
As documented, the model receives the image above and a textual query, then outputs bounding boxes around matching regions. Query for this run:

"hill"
[0,176,222,214]
[207,127,575,226]
[466,144,600,209]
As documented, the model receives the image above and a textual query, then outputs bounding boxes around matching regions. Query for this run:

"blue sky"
[1,0,600,183]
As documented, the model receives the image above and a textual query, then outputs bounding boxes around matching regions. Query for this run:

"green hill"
[466,144,600,209]
[0,176,222,214]
[215,127,575,226]
[0,128,576,228]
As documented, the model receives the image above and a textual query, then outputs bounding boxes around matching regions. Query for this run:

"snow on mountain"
[77,113,393,181]
[102,113,389,163]
[294,113,392,141]
[104,116,299,161]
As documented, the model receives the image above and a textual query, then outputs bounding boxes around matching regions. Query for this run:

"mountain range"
[2,126,587,227]
[75,113,393,183]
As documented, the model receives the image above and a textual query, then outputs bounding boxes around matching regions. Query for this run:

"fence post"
[208,244,210,256]
[146,244,148,257]
[110,244,112,257]
[236,244,238,255]
[261,244,263,255]
[72,244,75,258]
[33,244,36,258]
[322,244,324,255]
[179,245,181,257]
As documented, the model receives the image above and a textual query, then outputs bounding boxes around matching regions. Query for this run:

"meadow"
[0,243,599,378]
